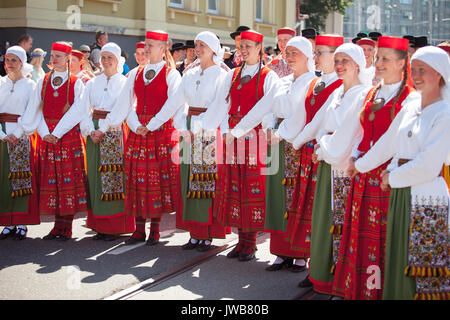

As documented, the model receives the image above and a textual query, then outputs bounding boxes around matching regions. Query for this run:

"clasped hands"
[43,134,59,145]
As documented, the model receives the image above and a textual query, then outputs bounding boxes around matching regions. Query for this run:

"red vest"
[358,85,415,153]
[134,65,170,125]
[304,77,343,125]
[41,72,77,131]
[228,66,270,129]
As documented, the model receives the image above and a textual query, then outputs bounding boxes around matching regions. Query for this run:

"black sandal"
[0,226,16,240]
[13,226,27,241]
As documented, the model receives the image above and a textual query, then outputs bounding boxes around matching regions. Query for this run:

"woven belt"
[0,113,20,123]
[92,110,110,120]
[187,107,207,117]
[398,158,443,177]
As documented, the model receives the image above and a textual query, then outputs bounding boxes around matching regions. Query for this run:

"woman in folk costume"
[134,42,148,68]
[267,27,295,78]
[291,43,371,294]
[329,36,420,299]
[0,46,39,241]
[146,31,230,251]
[70,50,93,84]
[356,38,377,86]
[22,42,88,241]
[352,46,450,300]
[73,42,135,241]
[275,35,344,281]
[201,30,279,261]
[94,31,182,246]
[229,36,316,270]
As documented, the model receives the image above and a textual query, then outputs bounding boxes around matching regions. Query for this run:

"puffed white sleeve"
[389,114,450,188]
[354,104,413,173]
[13,80,36,139]
[146,70,184,131]
[100,68,138,133]
[51,79,85,139]
[79,81,95,138]
[21,77,49,138]
[201,70,233,132]
[230,71,280,138]
[292,99,330,150]
[315,92,365,165]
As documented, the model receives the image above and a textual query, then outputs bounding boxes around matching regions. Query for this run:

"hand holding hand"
[43,134,58,145]
[136,126,149,137]
[4,134,20,146]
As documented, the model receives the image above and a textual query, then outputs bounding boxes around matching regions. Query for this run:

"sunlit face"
[50,50,70,71]
[145,39,166,63]
[285,46,307,72]
[239,39,261,63]
[411,59,442,94]
[374,47,405,81]
[334,52,359,80]
[4,53,23,74]
[314,45,335,72]
[134,48,147,66]
[360,44,375,67]
[70,56,82,74]
[101,51,118,73]
[195,40,214,62]
[277,34,293,54]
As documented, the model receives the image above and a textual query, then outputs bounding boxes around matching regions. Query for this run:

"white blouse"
[21,70,85,139]
[315,82,421,170]
[98,61,181,134]
[70,72,128,138]
[200,62,280,135]
[146,64,228,133]
[355,99,450,188]
[0,76,36,140]
[276,72,339,143]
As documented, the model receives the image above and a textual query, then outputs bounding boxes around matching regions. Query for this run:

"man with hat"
[403,35,416,56]
[301,28,318,49]
[413,36,428,51]
[368,31,382,42]
[357,32,368,38]
[71,49,93,84]
[177,40,196,74]
[90,31,108,71]
[171,42,185,70]
[224,25,250,69]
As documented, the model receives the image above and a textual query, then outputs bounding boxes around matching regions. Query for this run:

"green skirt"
[0,125,29,215]
[86,120,125,217]
[382,187,416,300]
[309,162,334,292]
[264,141,287,232]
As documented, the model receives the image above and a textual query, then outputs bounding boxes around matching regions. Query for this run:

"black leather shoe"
[182,239,198,250]
[43,233,58,241]
[13,227,27,241]
[265,257,293,271]
[291,264,307,273]
[226,247,242,259]
[92,233,105,240]
[124,231,146,245]
[0,227,16,240]
[146,232,159,246]
[298,276,313,288]
[197,240,212,252]
[238,247,257,262]
[103,234,118,241]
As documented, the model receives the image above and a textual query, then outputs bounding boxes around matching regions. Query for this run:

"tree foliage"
[299,0,353,31]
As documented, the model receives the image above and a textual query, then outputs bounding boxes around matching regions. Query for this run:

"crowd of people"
[0,25,449,300]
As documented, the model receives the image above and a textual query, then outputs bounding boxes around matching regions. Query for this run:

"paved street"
[0,213,325,300]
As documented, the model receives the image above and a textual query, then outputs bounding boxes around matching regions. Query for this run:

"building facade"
[0,0,300,68]
[343,0,450,44]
